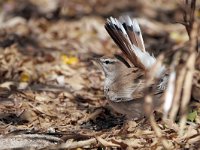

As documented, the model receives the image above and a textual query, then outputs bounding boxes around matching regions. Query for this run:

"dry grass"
[0,0,199,149]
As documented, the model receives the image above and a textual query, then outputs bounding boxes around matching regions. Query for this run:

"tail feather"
[105,16,158,71]
[119,16,145,52]
[105,17,146,70]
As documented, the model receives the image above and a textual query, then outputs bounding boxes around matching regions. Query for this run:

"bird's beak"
[91,58,100,62]
[91,58,101,64]
[91,58,102,69]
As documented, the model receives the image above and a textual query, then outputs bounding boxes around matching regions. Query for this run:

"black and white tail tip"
[105,16,165,76]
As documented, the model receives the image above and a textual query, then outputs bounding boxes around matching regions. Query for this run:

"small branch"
[96,136,121,147]
[179,15,198,136]
[59,138,97,149]
[169,67,186,121]
[145,96,172,149]
[183,0,196,38]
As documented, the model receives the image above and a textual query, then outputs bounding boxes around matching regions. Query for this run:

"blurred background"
[0,0,198,149]
[0,0,189,132]
[0,0,188,56]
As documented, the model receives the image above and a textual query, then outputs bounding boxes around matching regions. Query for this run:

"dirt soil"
[0,0,199,149]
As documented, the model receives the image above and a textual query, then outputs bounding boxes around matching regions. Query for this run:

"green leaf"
[187,110,197,122]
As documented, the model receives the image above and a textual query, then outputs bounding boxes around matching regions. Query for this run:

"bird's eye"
[104,60,109,64]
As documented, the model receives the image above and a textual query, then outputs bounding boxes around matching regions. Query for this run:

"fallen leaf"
[20,73,30,82]
[187,110,197,122]
[61,54,79,65]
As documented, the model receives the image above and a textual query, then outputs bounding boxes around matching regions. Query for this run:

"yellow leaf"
[20,73,30,82]
[61,54,78,65]
[67,56,78,65]
[170,32,188,43]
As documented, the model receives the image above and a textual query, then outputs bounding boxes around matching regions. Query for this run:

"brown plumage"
[94,16,167,119]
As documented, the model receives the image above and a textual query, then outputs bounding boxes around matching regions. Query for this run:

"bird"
[94,16,167,120]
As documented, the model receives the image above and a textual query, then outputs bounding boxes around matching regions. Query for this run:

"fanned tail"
[105,16,157,70]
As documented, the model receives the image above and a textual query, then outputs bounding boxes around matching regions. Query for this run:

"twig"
[163,71,176,119]
[96,136,121,147]
[169,67,186,121]
[145,96,172,149]
[179,24,198,136]
[149,114,172,149]
[85,108,104,122]
[59,138,97,149]
[183,0,196,38]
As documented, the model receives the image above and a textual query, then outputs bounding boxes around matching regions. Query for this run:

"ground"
[0,0,199,149]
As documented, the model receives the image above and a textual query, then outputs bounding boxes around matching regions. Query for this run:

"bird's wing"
[109,69,166,102]
[108,68,145,102]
